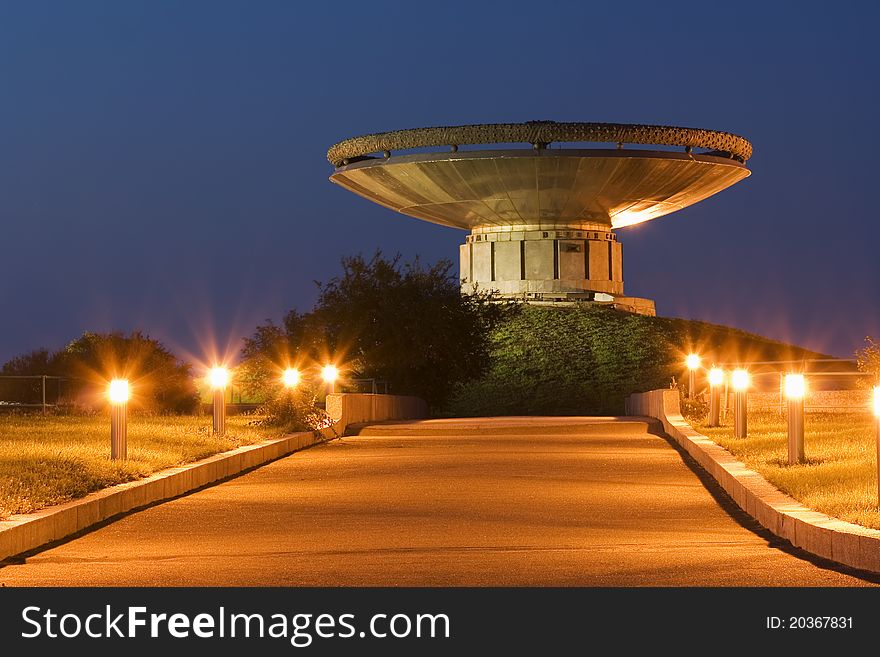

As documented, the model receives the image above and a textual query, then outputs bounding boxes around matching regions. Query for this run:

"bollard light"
[707,367,724,427]
[282,367,300,389]
[322,364,339,394]
[109,379,130,404]
[686,353,701,399]
[732,369,749,438]
[784,373,806,400]
[874,387,880,505]
[785,374,805,465]
[731,369,750,392]
[108,379,129,460]
[209,366,229,437]
[209,366,229,389]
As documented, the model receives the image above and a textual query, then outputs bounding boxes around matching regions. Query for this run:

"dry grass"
[0,414,284,519]
[695,411,880,529]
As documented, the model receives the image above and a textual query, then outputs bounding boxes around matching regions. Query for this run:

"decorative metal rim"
[327,121,752,167]
[332,147,749,173]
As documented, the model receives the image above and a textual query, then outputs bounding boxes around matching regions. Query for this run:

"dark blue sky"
[1,1,878,364]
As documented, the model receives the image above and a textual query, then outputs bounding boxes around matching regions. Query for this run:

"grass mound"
[444,305,829,416]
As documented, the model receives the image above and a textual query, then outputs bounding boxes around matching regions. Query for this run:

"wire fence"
[703,359,874,418]
[0,375,70,413]
[2,373,394,417]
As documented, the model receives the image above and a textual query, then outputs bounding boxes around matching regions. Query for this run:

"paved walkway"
[1,417,875,586]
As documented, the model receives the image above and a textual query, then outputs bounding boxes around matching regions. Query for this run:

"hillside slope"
[444,305,831,416]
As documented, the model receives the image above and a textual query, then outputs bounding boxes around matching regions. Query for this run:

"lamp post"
[874,386,880,504]
[108,379,129,460]
[708,367,724,427]
[874,386,880,505]
[322,364,339,395]
[209,367,229,437]
[785,374,806,465]
[686,353,701,399]
[732,369,749,438]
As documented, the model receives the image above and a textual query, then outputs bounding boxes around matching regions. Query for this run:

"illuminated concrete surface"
[0,417,874,586]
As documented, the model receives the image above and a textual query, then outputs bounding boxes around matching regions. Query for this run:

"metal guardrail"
[344,378,389,394]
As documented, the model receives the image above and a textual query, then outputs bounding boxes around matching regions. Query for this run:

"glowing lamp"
[209,367,229,389]
[108,379,130,404]
[874,387,880,418]
[684,353,701,399]
[708,368,724,387]
[731,369,750,392]
[784,374,806,400]
[283,368,300,388]
[321,365,339,384]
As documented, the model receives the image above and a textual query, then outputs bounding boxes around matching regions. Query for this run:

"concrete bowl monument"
[328,121,751,315]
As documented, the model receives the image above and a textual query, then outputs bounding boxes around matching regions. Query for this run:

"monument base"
[511,294,656,316]
[460,227,654,315]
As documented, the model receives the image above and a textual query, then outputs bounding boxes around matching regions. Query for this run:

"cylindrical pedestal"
[734,390,748,438]
[708,387,721,427]
[213,388,226,437]
[461,228,624,298]
[875,417,880,504]
[787,398,805,465]
[110,403,127,460]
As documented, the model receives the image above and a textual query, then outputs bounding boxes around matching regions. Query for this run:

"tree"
[1,348,55,376]
[241,253,512,410]
[1,332,199,413]
[855,336,880,386]
[0,349,56,404]
[238,321,293,399]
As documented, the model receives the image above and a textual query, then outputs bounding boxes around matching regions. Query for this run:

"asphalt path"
[1,417,875,586]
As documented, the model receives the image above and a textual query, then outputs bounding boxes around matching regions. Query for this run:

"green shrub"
[680,394,709,423]
[855,336,880,387]
[444,305,829,417]
[252,383,331,433]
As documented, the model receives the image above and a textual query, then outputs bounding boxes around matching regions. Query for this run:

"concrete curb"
[0,429,328,562]
[0,392,427,562]
[626,389,880,574]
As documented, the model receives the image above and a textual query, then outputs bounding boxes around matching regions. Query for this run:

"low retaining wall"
[325,393,427,433]
[0,393,426,562]
[626,389,880,573]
